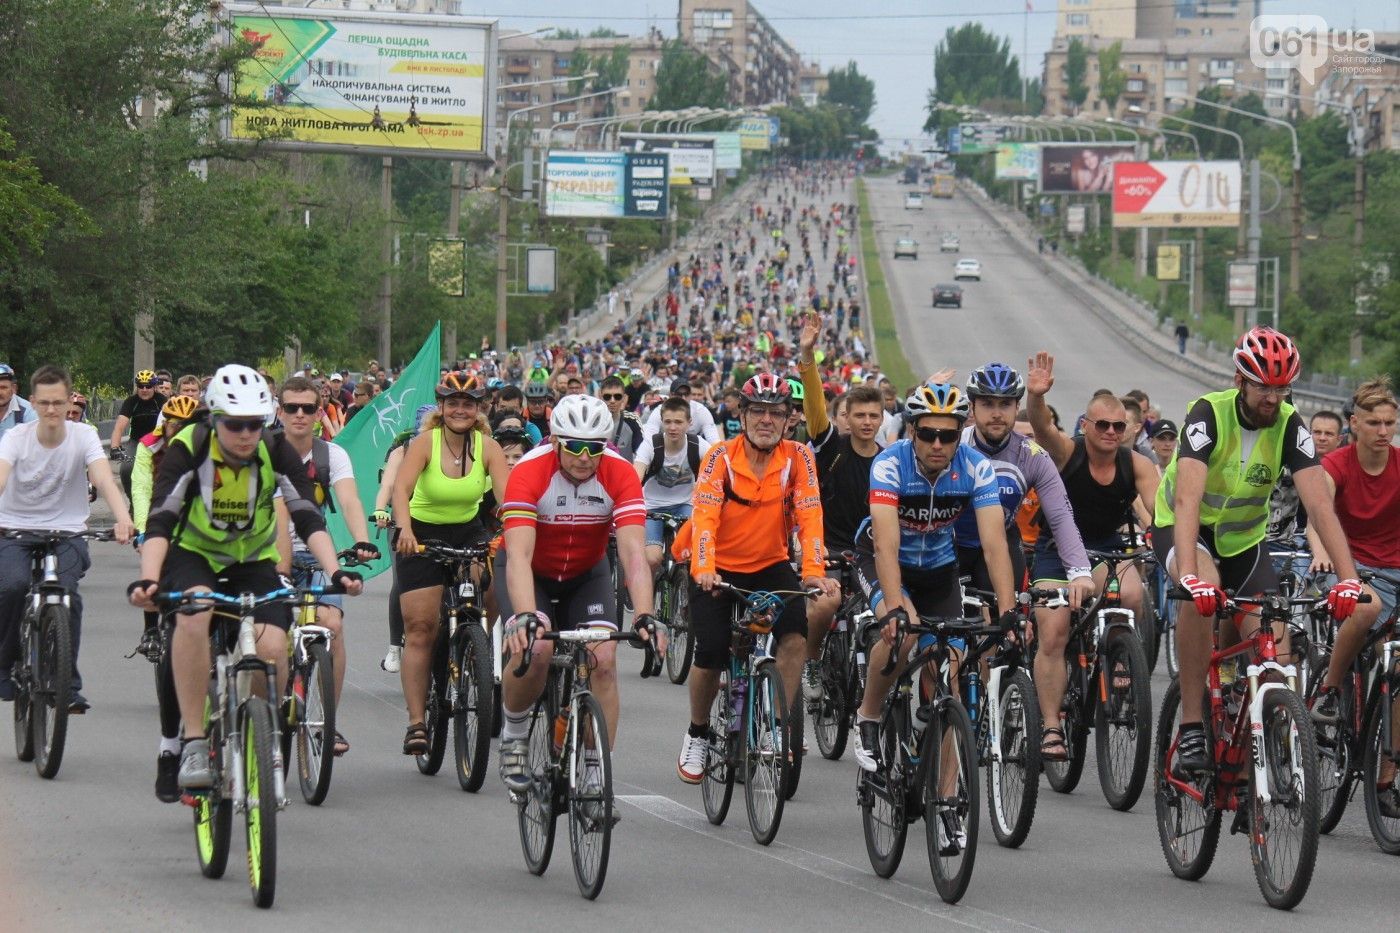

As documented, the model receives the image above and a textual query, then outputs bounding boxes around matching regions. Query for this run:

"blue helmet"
[966,363,1025,401]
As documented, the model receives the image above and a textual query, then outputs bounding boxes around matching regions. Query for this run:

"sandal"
[334,731,350,757]
[402,723,429,756]
[1041,726,1070,762]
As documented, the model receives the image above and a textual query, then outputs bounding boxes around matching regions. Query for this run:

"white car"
[940,233,960,253]
[904,192,924,210]
[954,258,982,281]
[893,237,919,260]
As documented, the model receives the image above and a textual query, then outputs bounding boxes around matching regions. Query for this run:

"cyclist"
[371,404,437,674]
[523,380,552,439]
[1151,328,1363,776]
[496,394,656,795]
[634,395,710,575]
[1149,419,1178,471]
[0,365,135,708]
[675,374,838,784]
[600,375,645,461]
[276,376,380,757]
[109,370,164,501]
[641,379,721,443]
[127,364,363,791]
[0,363,37,441]
[849,383,1015,773]
[391,373,507,756]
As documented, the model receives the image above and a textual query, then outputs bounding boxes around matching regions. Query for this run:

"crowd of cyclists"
[2,160,1399,911]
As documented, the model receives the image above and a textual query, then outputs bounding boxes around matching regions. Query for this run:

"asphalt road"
[4,174,1398,930]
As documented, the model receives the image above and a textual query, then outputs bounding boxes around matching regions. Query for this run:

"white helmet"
[549,394,612,441]
[207,364,274,420]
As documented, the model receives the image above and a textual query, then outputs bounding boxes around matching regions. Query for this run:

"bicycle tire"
[1314,675,1357,835]
[1152,679,1221,881]
[194,696,232,880]
[242,700,279,909]
[32,603,72,780]
[924,697,979,905]
[1095,630,1152,811]
[1248,687,1320,910]
[295,643,336,805]
[1361,680,1400,854]
[744,663,789,846]
[813,627,850,761]
[987,669,1041,848]
[1043,655,1088,794]
[12,613,34,763]
[454,621,495,793]
[665,567,694,685]
[860,697,909,878]
[701,677,736,825]
[518,703,559,875]
[783,686,804,801]
[568,693,613,900]
[416,636,450,775]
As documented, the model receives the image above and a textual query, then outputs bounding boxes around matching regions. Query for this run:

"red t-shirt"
[1322,445,1400,568]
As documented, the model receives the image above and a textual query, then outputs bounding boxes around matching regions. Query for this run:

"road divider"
[856,179,917,391]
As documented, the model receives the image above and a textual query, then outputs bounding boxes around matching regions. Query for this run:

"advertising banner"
[691,132,742,170]
[1066,204,1087,235]
[623,153,670,218]
[956,122,1012,154]
[1040,143,1136,194]
[1112,160,1242,228]
[1156,245,1182,281]
[1227,261,1258,306]
[738,116,779,150]
[994,143,1041,181]
[620,133,715,185]
[225,5,496,159]
[544,151,669,219]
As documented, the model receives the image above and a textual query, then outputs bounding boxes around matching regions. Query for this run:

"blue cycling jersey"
[857,439,1000,571]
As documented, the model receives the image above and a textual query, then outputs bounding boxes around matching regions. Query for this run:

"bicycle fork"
[1246,660,1301,807]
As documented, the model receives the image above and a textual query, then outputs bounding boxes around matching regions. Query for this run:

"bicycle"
[8,527,112,779]
[1041,546,1153,812]
[1155,587,1334,910]
[645,510,693,684]
[156,584,339,909]
[510,616,655,899]
[699,583,813,845]
[809,553,875,762]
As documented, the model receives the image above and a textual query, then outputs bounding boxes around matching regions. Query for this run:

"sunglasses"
[913,426,961,446]
[1091,419,1128,434]
[281,402,318,415]
[219,417,265,434]
[600,393,625,402]
[558,438,607,458]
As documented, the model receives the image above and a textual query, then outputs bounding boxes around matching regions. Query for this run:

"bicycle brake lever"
[510,618,537,677]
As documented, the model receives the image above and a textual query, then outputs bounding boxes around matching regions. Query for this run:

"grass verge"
[856,178,917,391]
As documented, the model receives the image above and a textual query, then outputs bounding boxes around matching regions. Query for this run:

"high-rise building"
[677,0,801,106]
[1054,0,1258,43]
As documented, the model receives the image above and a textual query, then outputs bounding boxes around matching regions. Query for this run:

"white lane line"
[616,793,1046,933]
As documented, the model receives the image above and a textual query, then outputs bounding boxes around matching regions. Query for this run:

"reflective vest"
[170,424,281,570]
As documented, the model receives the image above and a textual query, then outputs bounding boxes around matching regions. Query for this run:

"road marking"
[616,793,1045,932]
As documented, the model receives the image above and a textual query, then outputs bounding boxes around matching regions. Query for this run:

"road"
[4,175,1398,931]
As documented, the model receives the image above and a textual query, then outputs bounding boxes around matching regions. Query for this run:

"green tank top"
[409,427,487,524]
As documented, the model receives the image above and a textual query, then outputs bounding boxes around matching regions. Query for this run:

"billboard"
[956,122,1012,154]
[620,133,715,185]
[1112,160,1242,228]
[691,132,742,170]
[543,151,669,219]
[994,143,1040,181]
[1039,144,1136,194]
[1227,261,1258,306]
[738,116,780,150]
[224,5,496,160]
[1156,245,1182,281]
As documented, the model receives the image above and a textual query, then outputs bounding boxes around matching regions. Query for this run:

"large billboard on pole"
[619,133,715,185]
[1111,160,1242,227]
[224,5,497,160]
[738,116,779,150]
[955,123,1012,154]
[544,151,669,219]
[994,143,1041,180]
[1039,143,1136,193]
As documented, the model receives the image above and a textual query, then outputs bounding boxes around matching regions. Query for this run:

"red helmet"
[740,372,792,407]
[1233,327,1300,387]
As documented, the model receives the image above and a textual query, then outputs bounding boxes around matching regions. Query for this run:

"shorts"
[291,550,342,611]
[645,502,692,547]
[160,547,291,630]
[395,517,489,594]
[854,551,964,652]
[1149,525,1279,597]
[493,550,616,632]
[957,525,1028,595]
[690,562,808,670]
[1357,563,1400,622]
[1031,533,1122,585]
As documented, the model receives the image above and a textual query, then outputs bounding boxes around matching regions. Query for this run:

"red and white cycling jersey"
[500,445,646,580]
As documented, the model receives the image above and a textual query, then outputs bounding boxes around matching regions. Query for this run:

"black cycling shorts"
[160,547,290,630]
[395,517,488,595]
[1150,525,1279,596]
[957,525,1027,597]
[690,561,808,671]
[492,550,616,632]
[854,551,963,621]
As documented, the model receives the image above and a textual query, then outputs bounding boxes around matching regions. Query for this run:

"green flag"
[327,322,441,579]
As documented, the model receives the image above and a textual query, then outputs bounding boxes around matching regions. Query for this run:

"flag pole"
[1022,3,1030,110]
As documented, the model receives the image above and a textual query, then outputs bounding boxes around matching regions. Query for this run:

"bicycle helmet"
[966,363,1025,400]
[549,394,612,441]
[523,380,551,400]
[905,382,970,423]
[135,369,157,387]
[493,427,533,452]
[740,373,793,407]
[161,395,201,421]
[436,371,486,400]
[786,378,805,402]
[414,404,437,434]
[69,391,88,410]
[206,364,274,419]
[486,377,505,391]
[1233,326,1299,387]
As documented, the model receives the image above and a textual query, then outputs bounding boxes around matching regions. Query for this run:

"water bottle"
[238,619,257,659]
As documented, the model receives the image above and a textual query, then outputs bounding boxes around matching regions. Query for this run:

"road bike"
[809,554,876,762]
[646,510,693,683]
[8,527,112,779]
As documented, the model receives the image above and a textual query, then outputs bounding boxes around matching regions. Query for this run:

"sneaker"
[1171,724,1210,780]
[1310,685,1340,724]
[852,718,881,773]
[155,751,181,803]
[499,737,530,793]
[178,739,214,790]
[381,646,402,673]
[802,660,824,702]
[68,691,90,714]
[677,731,707,784]
[1378,781,1400,820]
[935,810,966,857]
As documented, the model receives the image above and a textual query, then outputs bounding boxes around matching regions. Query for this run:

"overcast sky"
[489,2,1395,141]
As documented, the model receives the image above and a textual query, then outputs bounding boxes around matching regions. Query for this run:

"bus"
[931,173,955,198]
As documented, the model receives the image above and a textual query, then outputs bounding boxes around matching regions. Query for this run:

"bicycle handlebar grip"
[878,609,907,677]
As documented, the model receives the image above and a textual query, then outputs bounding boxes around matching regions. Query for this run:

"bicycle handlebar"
[413,540,491,563]
[1,527,116,543]
[157,585,344,616]
[1165,585,1370,616]
[509,613,653,677]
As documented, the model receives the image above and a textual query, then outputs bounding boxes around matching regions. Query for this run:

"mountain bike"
[8,527,112,779]
[646,510,693,683]
[809,554,876,762]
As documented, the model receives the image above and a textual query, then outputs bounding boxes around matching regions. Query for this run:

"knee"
[1036,612,1069,652]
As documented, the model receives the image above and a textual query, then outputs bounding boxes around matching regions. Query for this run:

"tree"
[1065,38,1090,114]
[0,119,91,265]
[823,62,875,129]
[924,23,1023,131]
[1097,42,1126,116]
[570,44,631,115]
[649,39,729,111]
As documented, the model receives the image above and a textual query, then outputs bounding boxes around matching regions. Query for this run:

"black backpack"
[642,434,701,486]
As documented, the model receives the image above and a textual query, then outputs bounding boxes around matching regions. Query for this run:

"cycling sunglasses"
[913,426,961,445]
[600,392,626,402]
[281,402,318,415]
[1091,419,1129,434]
[218,417,265,434]
[558,438,607,458]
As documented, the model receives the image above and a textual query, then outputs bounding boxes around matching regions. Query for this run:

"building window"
[1202,28,1212,36]
[1167,58,1187,72]
[1164,78,1189,95]
[693,10,734,29]
[1068,13,1088,25]
[639,97,647,108]
[532,58,540,68]
[1211,59,1233,72]
[639,78,647,87]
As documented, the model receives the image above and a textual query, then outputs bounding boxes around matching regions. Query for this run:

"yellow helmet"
[161,395,201,421]
[135,369,157,387]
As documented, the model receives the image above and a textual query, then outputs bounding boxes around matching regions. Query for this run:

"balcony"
[506,58,532,74]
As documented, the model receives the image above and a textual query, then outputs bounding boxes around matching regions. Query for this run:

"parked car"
[904,192,924,210]
[932,283,964,308]
[940,233,960,252]
[893,237,919,260]
[954,258,982,280]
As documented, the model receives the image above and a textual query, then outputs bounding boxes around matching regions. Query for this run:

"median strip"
[856,179,917,392]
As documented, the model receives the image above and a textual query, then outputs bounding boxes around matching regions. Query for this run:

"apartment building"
[678,0,801,106]
[797,61,828,107]
[1055,0,1257,43]
[1056,0,1136,43]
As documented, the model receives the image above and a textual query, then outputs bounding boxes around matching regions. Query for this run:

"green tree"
[0,119,92,265]
[1097,42,1126,116]
[924,23,1024,131]
[1065,38,1090,114]
[649,39,730,111]
[823,62,876,128]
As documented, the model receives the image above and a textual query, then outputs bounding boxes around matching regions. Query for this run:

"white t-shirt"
[642,399,721,444]
[275,441,354,551]
[0,421,104,532]
[635,436,712,508]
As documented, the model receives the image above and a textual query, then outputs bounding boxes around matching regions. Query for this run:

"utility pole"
[495,164,510,353]
[134,95,157,374]
[445,160,463,364]
[379,157,393,367]
[1246,158,1261,330]
[1351,100,1367,364]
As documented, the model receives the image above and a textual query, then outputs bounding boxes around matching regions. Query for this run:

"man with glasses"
[110,370,164,502]
[1150,328,1364,776]
[0,363,37,442]
[598,375,644,461]
[641,379,720,444]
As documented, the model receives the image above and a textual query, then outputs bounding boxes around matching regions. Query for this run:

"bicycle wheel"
[1095,630,1152,811]
[924,698,979,905]
[1314,676,1356,835]
[1044,659,1087,794]
[783,691,804,801]
[744,663,789,846]
[453,622,494,793]
[813,627,851,760]
[1153,679,1221,881]
[12,615,34,763]
[517,703,558,875]
[701,677,736,825]
[860,700,909,878]
[241,700,279,908]
[987,669,1041,848]
[194,697,232,880]
[568,694,613,900]
[32,604,73,780]
[665,567,694,685]
[1361,685,1400,854]
[295,643,336,805]
[1248,687,1320,910]
[416,637,450,776]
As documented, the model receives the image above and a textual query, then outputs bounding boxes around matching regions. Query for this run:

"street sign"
[1066,205,1086,235]
[1157,245,1182,281]
[1227,261,1257,307]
